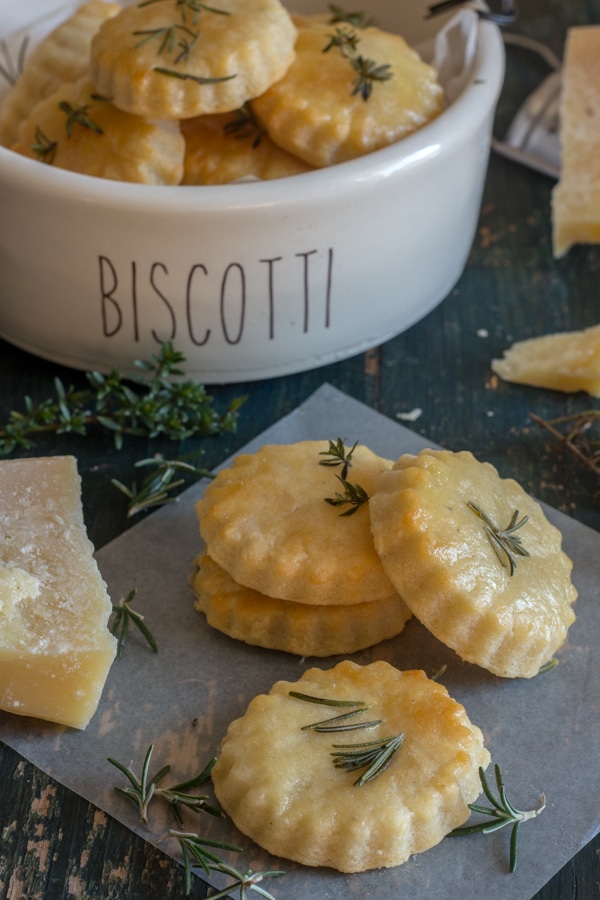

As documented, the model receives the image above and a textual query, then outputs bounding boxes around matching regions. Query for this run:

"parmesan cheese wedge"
[0,456,117,729]
[552,26,600,257]
[491,323,600,396]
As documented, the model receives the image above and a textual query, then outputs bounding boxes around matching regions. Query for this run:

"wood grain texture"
[2,0,600,896]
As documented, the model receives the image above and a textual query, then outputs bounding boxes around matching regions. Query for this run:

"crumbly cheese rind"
[0,456,117,729]
[552,26,600,257]
[0,0,121,148]
[212,660,490,872]
[181,111,313,184]
[90,0,297,119]
[12,76,185,184]
[370,449,577,678]
[192,552,411,656]
[196,441,396,605]
[491,323,600,397]
[251,16,443,167]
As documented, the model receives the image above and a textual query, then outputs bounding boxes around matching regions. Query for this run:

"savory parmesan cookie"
[0,0,121,148]
[192,552,411,656]
[196,441,396,605]
[212,660,490,872]
[370,449,577,678]
[89,0,297,120]
[181,108,313,184]
[251,15,444,167]
[12,76,185,184]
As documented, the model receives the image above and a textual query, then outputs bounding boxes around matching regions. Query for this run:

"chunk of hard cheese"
[491,323,600,396]
[552,26,600,257]
[0,456,117,729]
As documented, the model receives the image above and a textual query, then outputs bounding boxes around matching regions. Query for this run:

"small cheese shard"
[0,456,117,729]
[552,26,600,257]
[491,323,600,396]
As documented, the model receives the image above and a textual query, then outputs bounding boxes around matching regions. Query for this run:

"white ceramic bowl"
[0,0,504,383]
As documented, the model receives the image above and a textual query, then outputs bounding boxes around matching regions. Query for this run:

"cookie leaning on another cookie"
[370,448,577,678]
[212,659,490,872]
[251,14,443,167]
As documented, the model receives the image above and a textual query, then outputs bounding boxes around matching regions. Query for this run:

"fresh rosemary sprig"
[449,764,546,873]
[323,24,392,100]
[331,734,405,786]
[325,474,369,515]
[290,691,402,785]
[318,437,358,479]
[112,454,213,517]
[108,743,220,825]
[31,126,57,163]
[59,101,103,137]
[224,103,267,148]
[135,23,198,63]
[0,342,245,455]
[171,831,284,900]
[110,589,158,658]
[467,501,530,576]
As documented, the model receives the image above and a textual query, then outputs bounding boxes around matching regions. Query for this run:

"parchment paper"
[1,384,599,899]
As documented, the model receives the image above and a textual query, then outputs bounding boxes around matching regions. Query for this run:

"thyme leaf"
[449,764,546,873]
[328,3,375,28]
[0,341,245,455]
[323,23,392,100]
[467,501,529,576]
[325,474,369,515]
[110,588,158,657]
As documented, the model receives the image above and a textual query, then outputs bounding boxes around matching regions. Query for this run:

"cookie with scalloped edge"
[192,552,411,656]
[12,76,185,184]
[195,440,396,606]
[0,0,121,148]
[212,659,490,872]
[369,448,577,678]
[181,108,313,183]
[250,14,443,167]
[89,0,297,120]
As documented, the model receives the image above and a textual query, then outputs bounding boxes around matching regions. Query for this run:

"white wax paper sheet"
[1,384,599,899]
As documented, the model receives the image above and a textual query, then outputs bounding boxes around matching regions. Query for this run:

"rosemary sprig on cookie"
[59,100,103,137]
[31,126,57,163]
[331,734,405,786]
[325,475,369,515]
[449,764,545,873]
[319,437,358,479]
[467,501,530,576]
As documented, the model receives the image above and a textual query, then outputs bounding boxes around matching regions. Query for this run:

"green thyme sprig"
[108,744,220,825]
[318,437,358,479]
[323,23,392,100]
[31,126,58,164]
[467,501,529,576]
[110,589,158,657]
[0,342,245,455]
[59,101,103,137]
[449,764,546,873]
[328,3,375,28]
[325,475,369,515]
[112,454,213,517]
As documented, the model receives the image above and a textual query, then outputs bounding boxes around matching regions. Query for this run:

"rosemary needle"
[449,764,546,873]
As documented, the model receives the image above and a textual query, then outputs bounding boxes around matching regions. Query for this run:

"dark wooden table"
[2,0,600,896]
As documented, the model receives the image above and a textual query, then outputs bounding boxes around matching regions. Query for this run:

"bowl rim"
[0,17,505,210]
